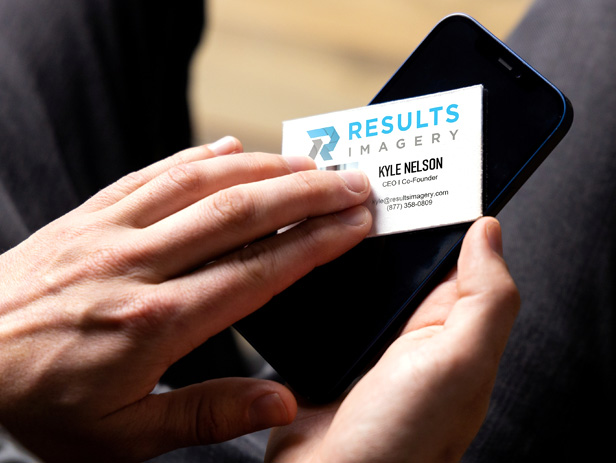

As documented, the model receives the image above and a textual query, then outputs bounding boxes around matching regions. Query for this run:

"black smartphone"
[235,14,573,401]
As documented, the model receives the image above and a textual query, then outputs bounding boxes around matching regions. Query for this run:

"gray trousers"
[1,0,614,462]
[465,0,616,461]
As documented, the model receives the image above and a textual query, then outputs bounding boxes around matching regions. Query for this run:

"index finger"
[80,136,242,212]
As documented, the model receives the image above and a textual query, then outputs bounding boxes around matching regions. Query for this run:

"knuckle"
[116,169,148,192]
[82,247,120,278]
[283,171,322,209]
[290,223,321,260]
[122,292,173,329]
[82,243,144,279]
[240,151,268,166]
[503,285,522,321]
[165,162,204,195]
[52,214,102,242]
[208,187,258,230]
[197,398,235,443]
[170,148,195,166]
[495,274,521,313]
[289,170,352,209]
[505,280,521,306]
[81,289,176,334]
[244,152,286,172]
[233,242,275,291]
[291,170,321,193]
[44,220,107,269]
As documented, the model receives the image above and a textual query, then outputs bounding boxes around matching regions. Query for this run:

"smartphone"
[235,14,573,401]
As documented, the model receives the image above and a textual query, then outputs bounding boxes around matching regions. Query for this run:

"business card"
[282,85,484,237]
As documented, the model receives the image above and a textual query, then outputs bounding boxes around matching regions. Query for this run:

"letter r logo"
[307,126,340,161]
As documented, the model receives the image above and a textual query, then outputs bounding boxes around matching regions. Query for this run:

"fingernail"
[284,156,316,172]
[249,393,288,430]
[486,218,503,257]
[208,136,239,156]
[336,206,370,227]
[337,170,369,193]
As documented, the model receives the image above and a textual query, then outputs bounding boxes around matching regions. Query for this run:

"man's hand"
[0,137,372,462]
[266,217,520,463]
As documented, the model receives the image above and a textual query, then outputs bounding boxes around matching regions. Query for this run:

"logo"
[307,126,340,161]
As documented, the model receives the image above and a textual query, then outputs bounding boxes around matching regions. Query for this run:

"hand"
[266,217,520,463]
[0,137,372,462]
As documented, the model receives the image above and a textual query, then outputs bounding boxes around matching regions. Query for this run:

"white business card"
[282,85,484,237]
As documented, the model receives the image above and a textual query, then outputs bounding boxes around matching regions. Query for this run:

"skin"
[0,136,370,461]
[0,136,519,462]
[266,215,520,463]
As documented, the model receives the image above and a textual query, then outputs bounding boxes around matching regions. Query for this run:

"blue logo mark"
[307,126,340,161]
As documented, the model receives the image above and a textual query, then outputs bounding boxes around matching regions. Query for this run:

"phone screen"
[235,15,572,401]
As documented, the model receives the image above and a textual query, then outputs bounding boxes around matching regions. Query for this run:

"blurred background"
[189,0,532,154]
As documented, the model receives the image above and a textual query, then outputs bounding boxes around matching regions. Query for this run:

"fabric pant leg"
[463,1,616,461]
[0,0,204,251]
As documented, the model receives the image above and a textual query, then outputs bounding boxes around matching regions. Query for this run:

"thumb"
[446,216,520,356]
[107,378,297,460]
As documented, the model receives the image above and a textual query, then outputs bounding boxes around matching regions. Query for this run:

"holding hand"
[0,137,372,462]
[266,217,520,463]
